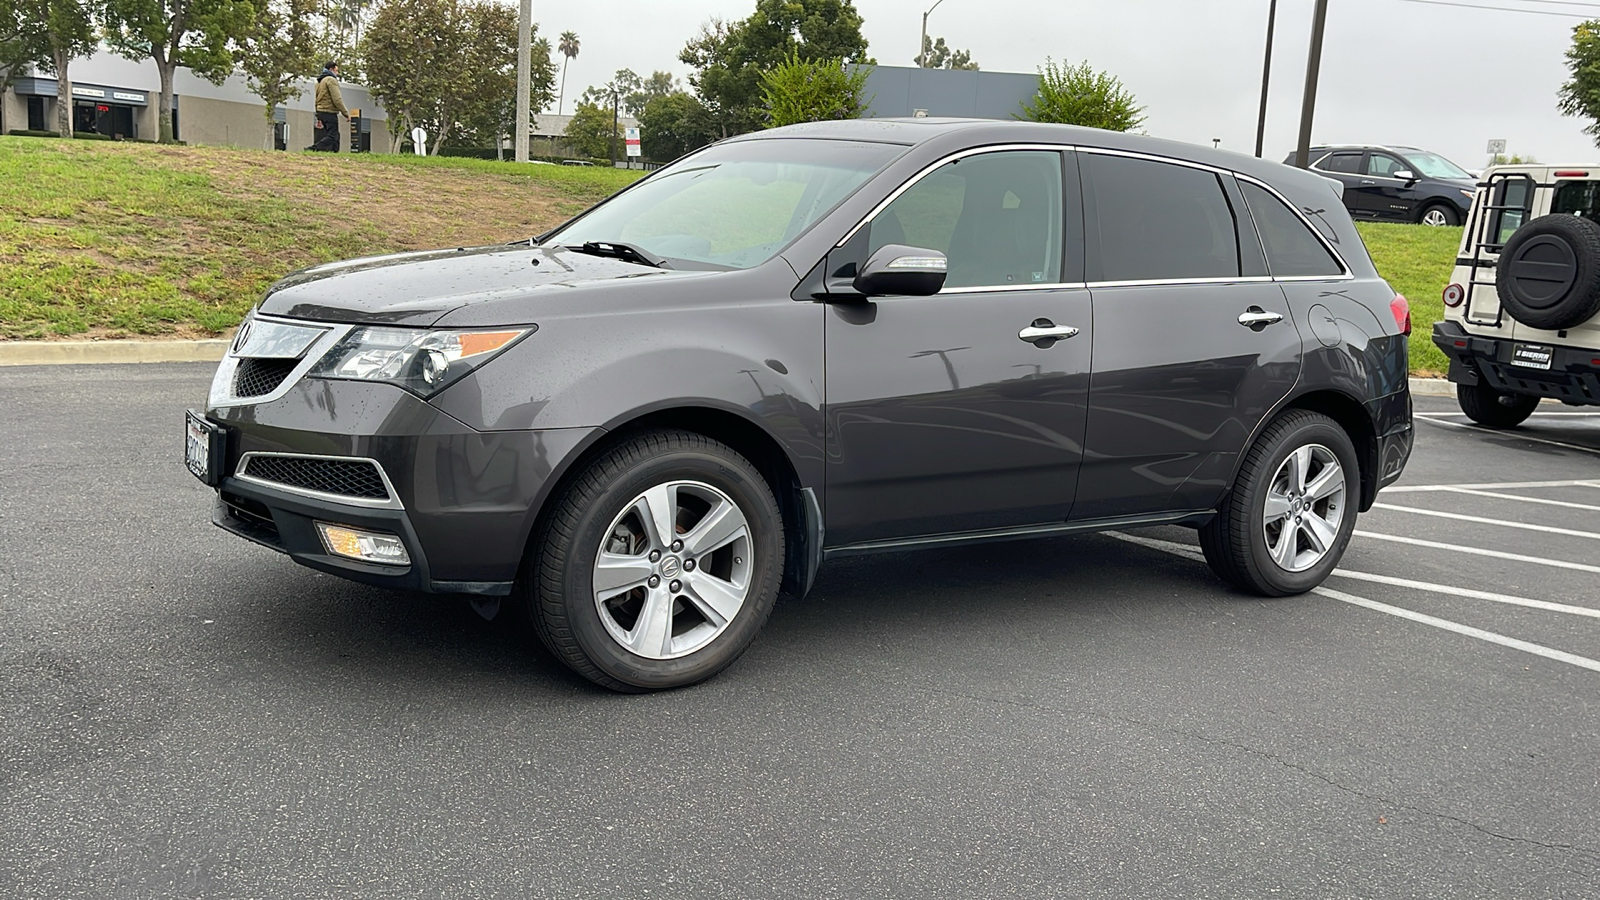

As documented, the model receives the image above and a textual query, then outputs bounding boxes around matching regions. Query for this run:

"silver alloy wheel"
[1421,207,1451,227]
[592,479,754,660]
[1261,443,1347,573]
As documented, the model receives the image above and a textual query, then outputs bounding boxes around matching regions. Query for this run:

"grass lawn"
[1354,222,1460,375]
[0,137,642,340]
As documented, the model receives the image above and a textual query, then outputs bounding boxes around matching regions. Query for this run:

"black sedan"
[1287,144,1476,226]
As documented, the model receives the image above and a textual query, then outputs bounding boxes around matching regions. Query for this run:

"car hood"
[256,243,679,326]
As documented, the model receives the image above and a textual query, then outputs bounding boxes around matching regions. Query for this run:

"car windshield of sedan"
[547,138,904,270]
[1404,151,1472,181]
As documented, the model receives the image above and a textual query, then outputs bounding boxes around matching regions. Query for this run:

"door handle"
[1237,307,1284,329]
[1018,319,1080,345]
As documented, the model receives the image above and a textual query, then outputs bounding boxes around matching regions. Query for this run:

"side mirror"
[852,244,948,297]
[1394,169,1417,182]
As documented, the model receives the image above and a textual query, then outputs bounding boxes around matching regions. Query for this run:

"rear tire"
[522,430,783,692]
[1457,381,1539,428]
[1200,411,1359,597]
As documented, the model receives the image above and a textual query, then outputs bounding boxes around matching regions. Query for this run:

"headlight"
[309,326,530,397]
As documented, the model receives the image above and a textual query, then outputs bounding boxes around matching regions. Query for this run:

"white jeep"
[1434,163,1600,426]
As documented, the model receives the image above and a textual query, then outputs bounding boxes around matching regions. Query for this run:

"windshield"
[548,138,904,270]
[1403,150,1472,181]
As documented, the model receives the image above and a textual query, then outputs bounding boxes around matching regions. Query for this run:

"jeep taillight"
[1442,283,1464,308]
[1391,294,1411,336]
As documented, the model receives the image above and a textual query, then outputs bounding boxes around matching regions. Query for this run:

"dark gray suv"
[186,120,1414,691]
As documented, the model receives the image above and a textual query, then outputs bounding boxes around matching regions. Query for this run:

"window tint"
[868,150,1063,289]
[1553,181,1600,225]
[1241,181,1344,278]
[1366,154,1407,177]
[1321,153,1362,174]
[1086,153,1240,281]
[1489,179,1532,249]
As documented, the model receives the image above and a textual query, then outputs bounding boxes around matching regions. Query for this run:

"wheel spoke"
[1304,460,1345,503]
[682,572,746,625]
[1286,446,1312,495]
[635,483,678,550]
[1263,492,1292,524]
[625,587,674,657]
[681,500,747,557]
[1270,523,1298,568]
[1301,511,1337,556]
[593,551,653,598]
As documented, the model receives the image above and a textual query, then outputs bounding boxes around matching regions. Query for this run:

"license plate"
[185,411,222,485]
[1511,343,1553,370]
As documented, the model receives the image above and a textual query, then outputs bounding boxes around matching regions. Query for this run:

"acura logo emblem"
[660,556,681,578]
[232,320,252,353]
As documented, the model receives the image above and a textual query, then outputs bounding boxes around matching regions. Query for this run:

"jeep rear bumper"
[1433,321,1600,406]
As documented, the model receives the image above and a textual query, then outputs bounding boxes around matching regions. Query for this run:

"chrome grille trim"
[234,452,404,510]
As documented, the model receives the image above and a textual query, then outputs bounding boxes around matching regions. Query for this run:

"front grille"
[241,455,391,500]
[234,358,300,397]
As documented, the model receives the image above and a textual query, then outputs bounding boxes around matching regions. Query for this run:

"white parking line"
[1415,415,1600,456]
[1430,487,1600,513]
[1372,503,1600,541]
[1315,587,1600,674]
[1385,479,1600,493]
[1104,533,1600,674]
[1354,531,1600,574]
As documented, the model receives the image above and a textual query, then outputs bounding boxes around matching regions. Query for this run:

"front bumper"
[1433,321,1600,405]
[201,377,598,595]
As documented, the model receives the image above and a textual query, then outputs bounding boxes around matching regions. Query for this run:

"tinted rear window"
[1241,181,1344,278]
[1087,153,1240,282]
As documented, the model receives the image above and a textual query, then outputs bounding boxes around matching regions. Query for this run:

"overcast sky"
[538,0,1597,168]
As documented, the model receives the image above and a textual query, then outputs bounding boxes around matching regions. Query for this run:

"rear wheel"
[1200,410,1358,596]
[1457,381,1539,428]
[523,430,783,692]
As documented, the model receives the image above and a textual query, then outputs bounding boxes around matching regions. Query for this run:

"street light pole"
[1254,0,1277,158]
[610,86,619,167]
[514,0,531,163]
[1293,0,1329,169]
[919,0,947,68]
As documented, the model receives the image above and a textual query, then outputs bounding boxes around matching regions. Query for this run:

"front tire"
[1457,381,1539,428]
[1200,410,1359,596]
[1418,203,1460,227]
[523,430,784,692]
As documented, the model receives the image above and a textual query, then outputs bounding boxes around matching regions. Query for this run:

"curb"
[1408,376,1453,397]
[0,339,230,367]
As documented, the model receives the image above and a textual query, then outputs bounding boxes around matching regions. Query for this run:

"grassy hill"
[0,137,1455,373]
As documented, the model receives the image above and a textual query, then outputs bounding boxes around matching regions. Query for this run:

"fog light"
[315,522,411,566]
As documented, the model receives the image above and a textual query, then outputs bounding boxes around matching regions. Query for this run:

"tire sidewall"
[1241,418,1360,595]
[551,446,783,689]
[1419,203,1458,227]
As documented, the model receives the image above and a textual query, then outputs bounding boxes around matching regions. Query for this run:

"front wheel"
[1457,381,1539,428]
[523,430,784,692]
[1418,203,1460,227]
[1200,410,1359,596]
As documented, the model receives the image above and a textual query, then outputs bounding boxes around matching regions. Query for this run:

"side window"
[1321,153,1362,174]
[1488,179,1532,249]
[869,150,1063,289]
[1366,154,1406,178]
[1086,153,1240,282]
[1552,181,1600,226]
[1240,181,1344,278]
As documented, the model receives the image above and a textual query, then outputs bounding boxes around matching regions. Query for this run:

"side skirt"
[821,510,1216,560]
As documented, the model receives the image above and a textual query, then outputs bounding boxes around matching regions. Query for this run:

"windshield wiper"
[565,241,673,270]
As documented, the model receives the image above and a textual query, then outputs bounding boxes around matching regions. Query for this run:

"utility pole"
[514,0,532,163]
[610,86,620,167]
[1293,0,1329,169]
[1254,0,1277,158]
[919,0,947,67]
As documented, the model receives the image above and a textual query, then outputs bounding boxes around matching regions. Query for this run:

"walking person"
[310,61,348,152]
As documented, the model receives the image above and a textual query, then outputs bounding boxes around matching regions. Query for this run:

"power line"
[1399,0,1600,16]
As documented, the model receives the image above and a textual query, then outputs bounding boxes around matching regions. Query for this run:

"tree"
[1561,20,1600,148]
[359,0,451,149]
[760,49,869,127]
[1,0,95,136]
[236,0,316,148]
[1491,153,1539,165]
[556,28,576,114]
[638,90,715,162]
[1020,58,1144,133]
[915,34,976,70]
[581,68,679,118]
[681,0,872,139]
[101,0,255,143]
[563,99,618,158]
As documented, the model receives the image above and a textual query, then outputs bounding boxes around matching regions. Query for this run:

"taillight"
[1390,293,1411,336]
[1442,283,1464,308]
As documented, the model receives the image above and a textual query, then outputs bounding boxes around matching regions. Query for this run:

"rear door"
[1312,151,1366,217]
[823,148,1093,546]
[1356,151,1419,221]
[1072,150,1303,521]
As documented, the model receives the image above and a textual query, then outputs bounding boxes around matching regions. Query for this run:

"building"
[3,49,392,152]
[858,65,1041,121]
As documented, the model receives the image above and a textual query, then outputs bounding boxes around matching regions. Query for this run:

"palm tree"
[557,30,579,115]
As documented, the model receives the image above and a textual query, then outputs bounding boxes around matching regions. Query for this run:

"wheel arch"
[1277,389,1380,511]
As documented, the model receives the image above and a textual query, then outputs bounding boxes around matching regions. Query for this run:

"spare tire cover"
[1496,214,1600,331]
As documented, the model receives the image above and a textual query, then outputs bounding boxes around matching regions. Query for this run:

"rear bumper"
[1433,321,1600,405]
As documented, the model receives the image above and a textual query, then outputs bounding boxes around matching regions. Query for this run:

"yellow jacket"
[314,74,347,115]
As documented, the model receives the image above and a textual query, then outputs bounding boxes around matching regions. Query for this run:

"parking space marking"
[1414,415,1600,456]
[1315,587,1600,675]
[1428,487,1600,513]
[1105,534,1600,674]
[1372,503,1600,541]
[1354,531,1600,574]
[1385,479,1600,493]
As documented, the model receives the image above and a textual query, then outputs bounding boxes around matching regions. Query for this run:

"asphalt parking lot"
[4,363,1599,899]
